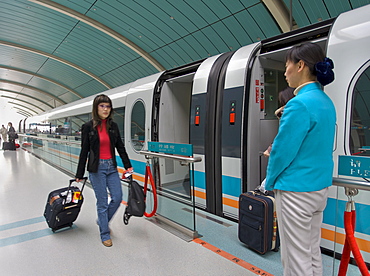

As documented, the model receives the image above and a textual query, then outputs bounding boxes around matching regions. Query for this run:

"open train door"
[124,73,162,178]
[152,44,264,219]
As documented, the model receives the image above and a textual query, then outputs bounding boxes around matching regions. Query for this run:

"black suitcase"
[238,190,279,254]
[123,176,145,225]
[3,141,16,150]
[44,177,87,232]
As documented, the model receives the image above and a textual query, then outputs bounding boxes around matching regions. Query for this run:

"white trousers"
[275,188,329,276]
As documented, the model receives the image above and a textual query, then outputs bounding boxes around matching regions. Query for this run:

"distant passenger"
[75,94,133,247]
[56,125,63,134]
[7,122,17,144]
[0,125,7,142]
[265,43,336,276]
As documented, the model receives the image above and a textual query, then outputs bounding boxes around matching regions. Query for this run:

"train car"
[25,5,370,263]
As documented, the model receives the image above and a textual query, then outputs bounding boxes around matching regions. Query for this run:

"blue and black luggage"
[238,190,279,254]
[44,178,87,232]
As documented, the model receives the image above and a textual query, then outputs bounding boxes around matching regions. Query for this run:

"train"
[21,4,370,263]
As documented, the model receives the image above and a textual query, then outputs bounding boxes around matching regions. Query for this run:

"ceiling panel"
[0,0,368,120]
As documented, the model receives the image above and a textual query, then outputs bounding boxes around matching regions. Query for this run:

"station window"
[350,64,370,155]
[131,100,145,151]
[71,114,90,137]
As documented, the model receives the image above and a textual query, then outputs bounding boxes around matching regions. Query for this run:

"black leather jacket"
[75,120,132,179]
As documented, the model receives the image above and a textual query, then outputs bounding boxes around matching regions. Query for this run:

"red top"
[98,119,112,160]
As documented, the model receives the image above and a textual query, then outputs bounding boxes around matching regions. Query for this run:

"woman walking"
[76,94,133,247]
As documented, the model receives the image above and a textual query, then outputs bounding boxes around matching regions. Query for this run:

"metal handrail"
[18,134,81,146]
[139,150,202,165]
[332,177,370,192]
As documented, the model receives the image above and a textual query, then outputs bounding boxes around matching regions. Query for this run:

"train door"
[153,45,267,219]
[124,73,162,177]
[151,63,202,202]
[221,43,269,219]
[152,55,238,215]
[191,52,236,216]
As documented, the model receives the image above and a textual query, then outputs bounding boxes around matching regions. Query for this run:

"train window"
[350,65,370,156]
[131,100,145,151]
[113,107,125,141]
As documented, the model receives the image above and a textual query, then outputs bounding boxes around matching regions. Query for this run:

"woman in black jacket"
[76,94,133,247]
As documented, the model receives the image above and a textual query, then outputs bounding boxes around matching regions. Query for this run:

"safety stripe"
[193,238,273,275]
[0,216,72,247]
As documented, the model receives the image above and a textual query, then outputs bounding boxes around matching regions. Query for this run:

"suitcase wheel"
[51,223,73,233]
[123,211,130,225]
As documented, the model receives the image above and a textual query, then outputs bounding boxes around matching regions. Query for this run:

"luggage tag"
[72,191,81,203]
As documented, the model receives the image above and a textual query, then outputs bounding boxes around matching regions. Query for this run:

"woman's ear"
[297,60,304,72]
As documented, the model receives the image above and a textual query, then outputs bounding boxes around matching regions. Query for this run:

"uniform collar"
[293,81,319,95]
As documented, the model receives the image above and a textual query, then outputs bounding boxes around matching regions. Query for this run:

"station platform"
[0,148,357,275]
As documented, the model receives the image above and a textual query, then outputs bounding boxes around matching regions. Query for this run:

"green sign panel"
[338,155,370,178]
[148,142,193,157]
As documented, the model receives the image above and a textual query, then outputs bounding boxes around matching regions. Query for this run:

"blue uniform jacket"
[265,82,336,192]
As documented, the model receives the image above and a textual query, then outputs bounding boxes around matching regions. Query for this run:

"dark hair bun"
[315,57,334,86]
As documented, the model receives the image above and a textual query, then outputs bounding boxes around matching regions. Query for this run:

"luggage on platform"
[238,190,279,254]
[44,177,87,232]
[123,175,145,225]
[2,141,16,151]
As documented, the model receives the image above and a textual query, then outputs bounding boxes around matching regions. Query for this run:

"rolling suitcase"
[238,190,279,254]
[2,141,16,150]
[44,177,87,232]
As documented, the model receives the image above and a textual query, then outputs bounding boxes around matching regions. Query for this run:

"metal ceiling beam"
[7,102,38,115]
[0,88,53,108]
[0,79,65,105]
[0,40,112,89]
[0,65,82,98]
[262,0,297,32]
[28,0,166,72]
[0,95,46,112]
[15,108,33,117]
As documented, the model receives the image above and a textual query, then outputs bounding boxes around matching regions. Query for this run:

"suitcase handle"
[69,177,88,194]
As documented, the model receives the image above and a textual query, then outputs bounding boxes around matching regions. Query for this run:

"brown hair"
[92,94,113,131]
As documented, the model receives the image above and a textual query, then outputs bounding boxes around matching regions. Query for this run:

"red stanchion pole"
[338,200,370,276]
[143,163,157,217]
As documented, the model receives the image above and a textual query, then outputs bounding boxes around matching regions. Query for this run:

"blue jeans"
[89,159,122,242]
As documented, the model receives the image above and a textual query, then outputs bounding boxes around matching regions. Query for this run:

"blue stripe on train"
[324,197,370,235]
[192,170,241,198]
[116,159,147,176]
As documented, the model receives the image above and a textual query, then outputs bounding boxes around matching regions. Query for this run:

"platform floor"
[0,148,359,275]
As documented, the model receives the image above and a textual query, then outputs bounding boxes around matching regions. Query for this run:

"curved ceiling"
[0,0,368,118]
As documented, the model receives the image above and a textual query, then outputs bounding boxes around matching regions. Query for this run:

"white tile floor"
[0,149,254,276]
[0,148,362,276]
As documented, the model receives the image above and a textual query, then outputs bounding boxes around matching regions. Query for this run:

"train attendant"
[75,94,133,247]
[265,43,336,275]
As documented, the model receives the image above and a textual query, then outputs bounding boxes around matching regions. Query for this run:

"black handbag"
[123,176,145,225]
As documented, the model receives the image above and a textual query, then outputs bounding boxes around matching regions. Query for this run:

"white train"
[24,5,370,263]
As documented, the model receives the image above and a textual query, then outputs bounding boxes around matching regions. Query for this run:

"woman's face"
[284,60,301,88]
[97,102,111,120]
